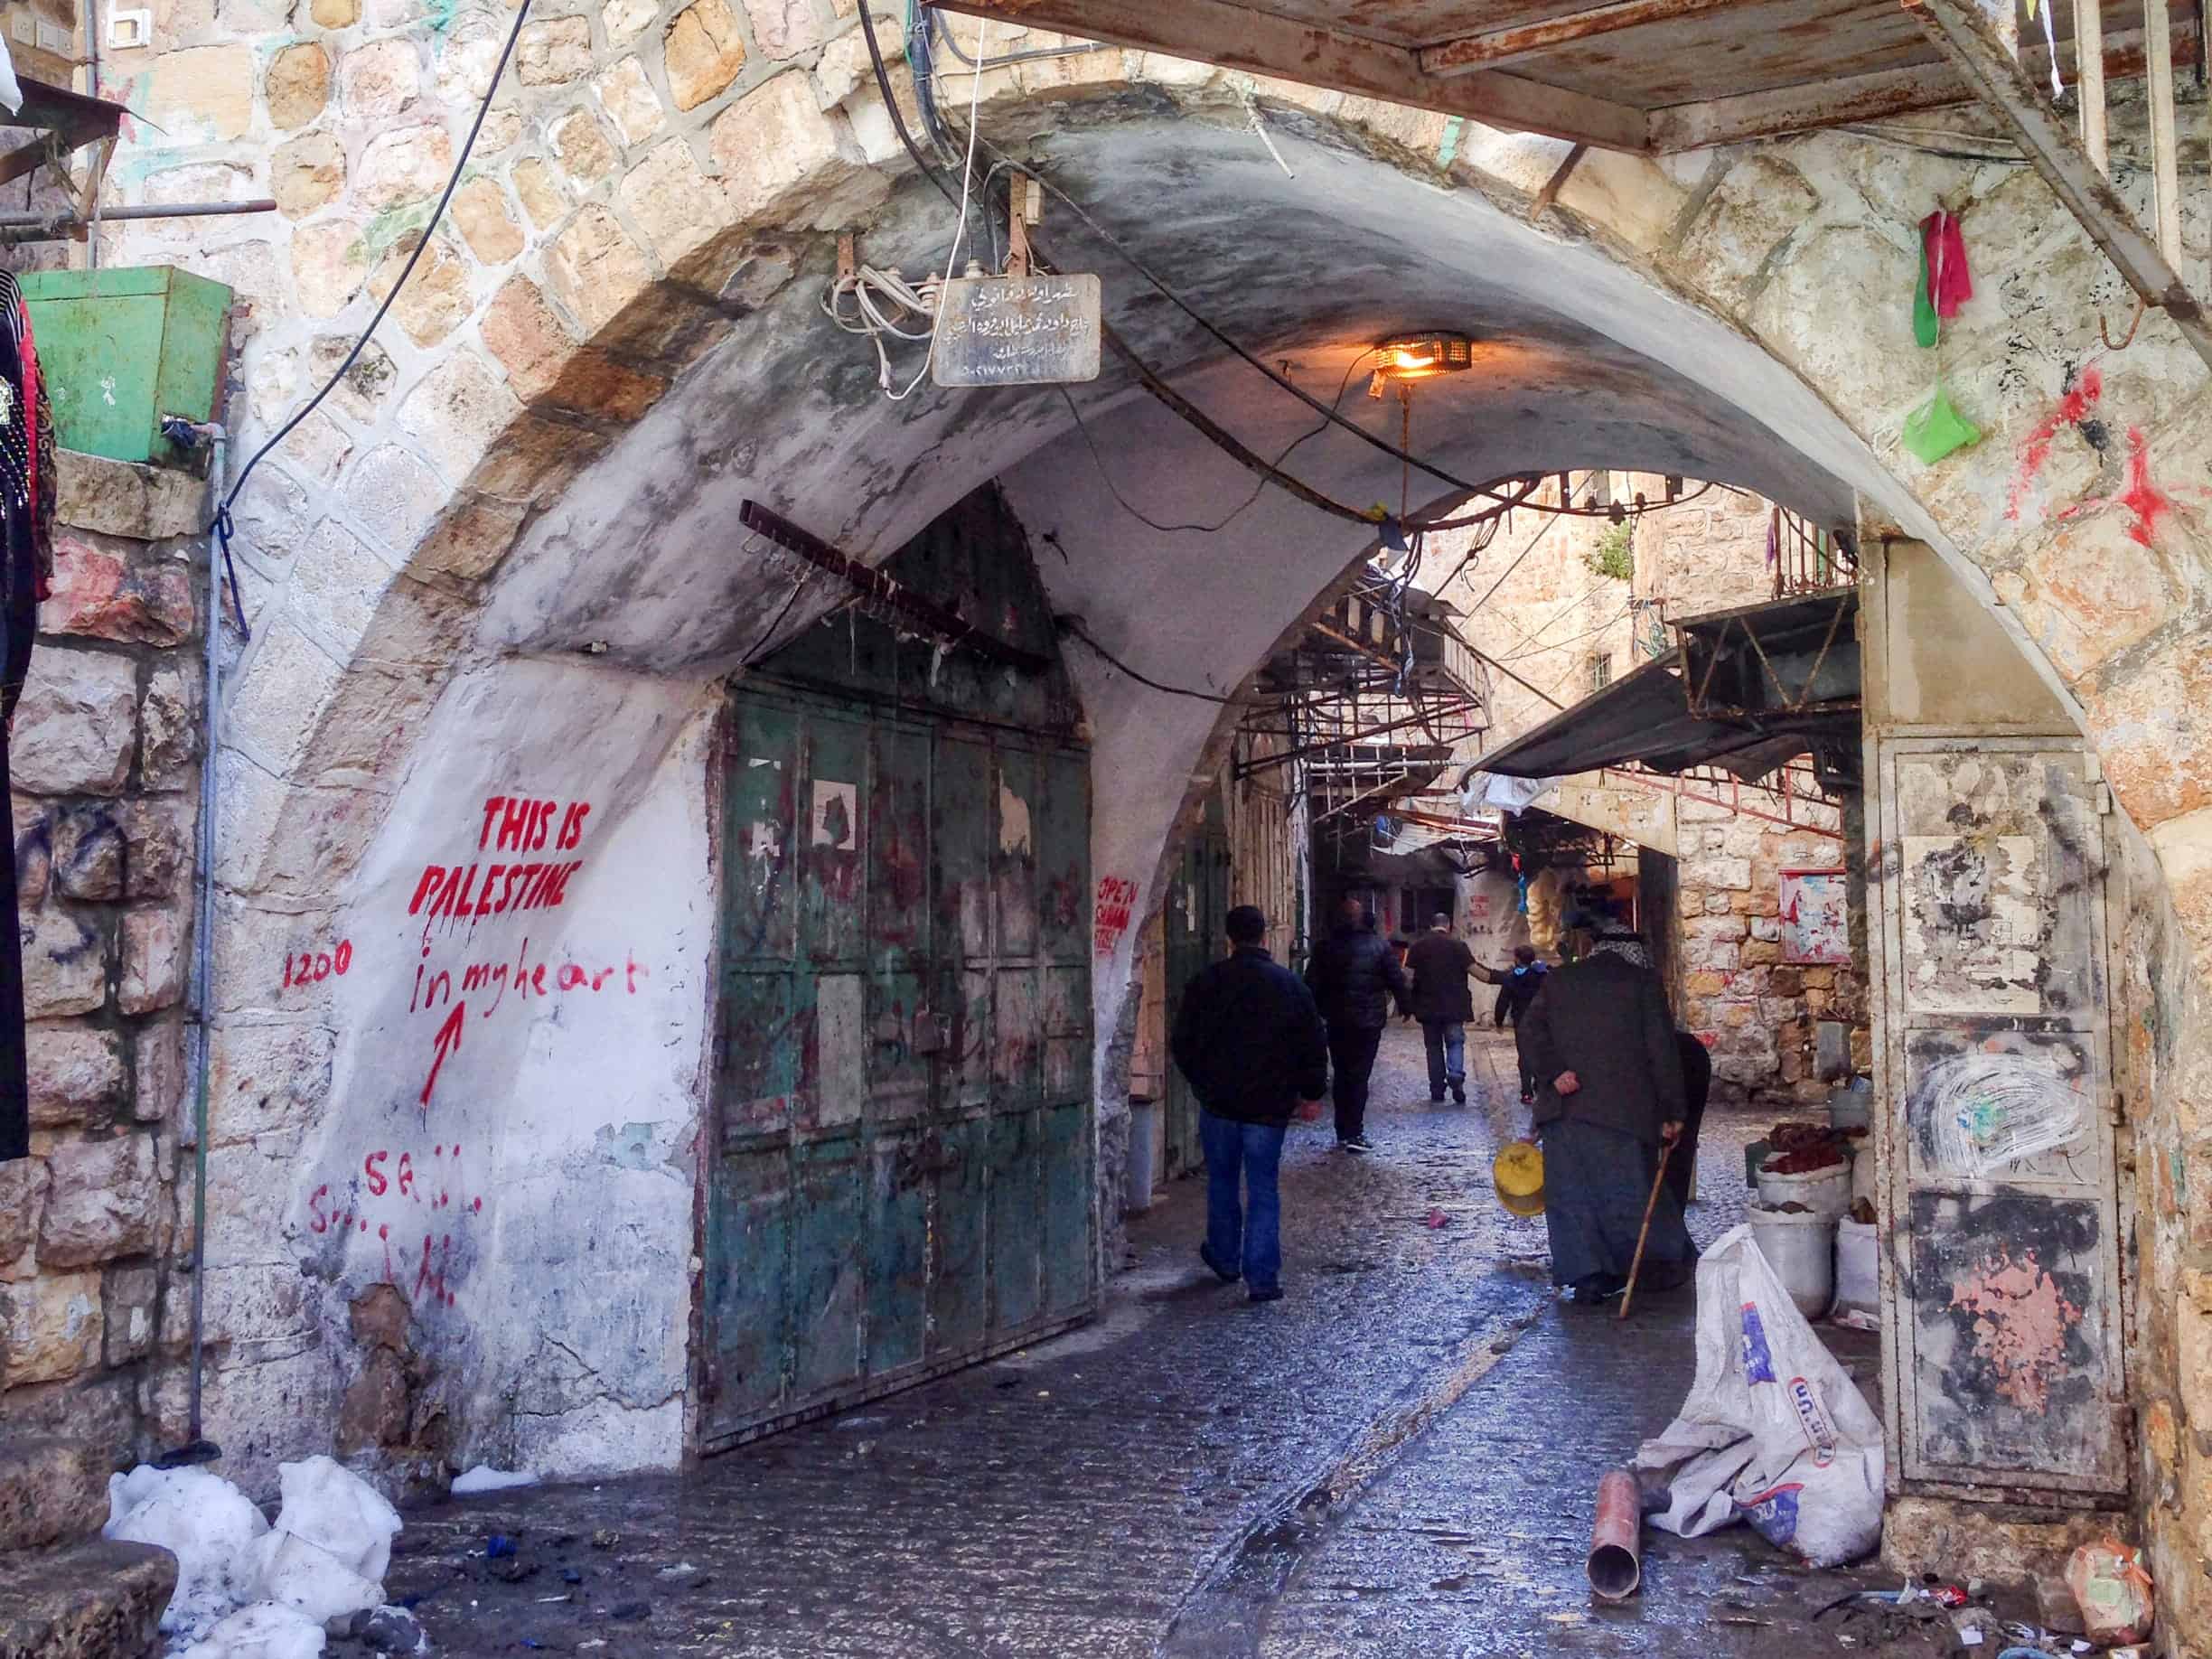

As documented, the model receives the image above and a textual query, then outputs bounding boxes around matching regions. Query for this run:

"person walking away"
[1494,945,1549,1103]
[1405,912,1504,1105]
[1516,927,1695,1306]
[1304,897,1411,1154]
[1665,1028,1712,1216]
[1170,904,1329,1302]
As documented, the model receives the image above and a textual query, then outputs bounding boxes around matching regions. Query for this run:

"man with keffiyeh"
[1516,921,1694,1307]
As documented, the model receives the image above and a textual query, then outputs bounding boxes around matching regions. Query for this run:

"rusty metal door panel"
[718,971,802,1137]
[993,969,1041,1102]
[989,1110,1045,1333]
[724,705,799,961]
[790,1137,866,1403]
[800,716,869,966]
[1042,1100,1092,1317]
[995,748,1041,959]
[1871,738,2126,1497]
[867,1129,931,1377]
[1036,749,1091,962]
[870,722,933,967]
[1907,1191,2122,1485]
[701,1145,790,1434]
[930,1114,991,1357]
[936,737,994,961]
[710,681,1093,1452]
[1041,965,1090,1102]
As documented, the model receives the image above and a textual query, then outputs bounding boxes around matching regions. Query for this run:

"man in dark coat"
[1667,1029,1713,1216]
[1303,898,1411,1153]
[1405,912,1504,1106]
[1493,944,1550,1103]
[1517,928,1694,1305]
[1171,904,1328,1302]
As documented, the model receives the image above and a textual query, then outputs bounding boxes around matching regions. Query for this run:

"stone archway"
[100,15,2212,1608]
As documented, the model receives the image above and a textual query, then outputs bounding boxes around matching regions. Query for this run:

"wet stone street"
[360,1028,1930,1658]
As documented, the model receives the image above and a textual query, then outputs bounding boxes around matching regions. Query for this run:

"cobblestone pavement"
[359,1027,1924,1658]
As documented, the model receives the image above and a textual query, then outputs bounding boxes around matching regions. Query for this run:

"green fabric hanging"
[1913,238,1940,349]
[1902,384,1982,464]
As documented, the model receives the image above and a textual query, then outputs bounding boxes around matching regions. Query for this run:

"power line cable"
[212,0,536,636]
[1058,615,1238,703]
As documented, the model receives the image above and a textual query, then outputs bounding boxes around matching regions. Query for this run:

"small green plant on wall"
[1587,522,1634,583]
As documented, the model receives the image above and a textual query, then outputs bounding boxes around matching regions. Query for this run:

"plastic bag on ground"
[2066,1537,2154,1645]
[1634,1223,1885,1568]
[252,1456,401,1626]
[451,1464,539,1495]
[173,1600,327,1659]
[104,1465,271,1642]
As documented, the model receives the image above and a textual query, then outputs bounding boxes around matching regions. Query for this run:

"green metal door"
[1160,787,1231,1179]
[703,687,1095,1450]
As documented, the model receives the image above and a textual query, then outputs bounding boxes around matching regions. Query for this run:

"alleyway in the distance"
[364,1029,1915,1658]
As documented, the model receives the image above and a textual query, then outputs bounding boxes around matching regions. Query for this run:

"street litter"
[1634,1224,1884,1568]
[2067,1538,2154,1645]
[1585,1468,1640,1600]
[105,1454,409,1655]
[451,1465,539,1495]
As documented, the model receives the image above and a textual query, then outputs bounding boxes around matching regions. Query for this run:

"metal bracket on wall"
[1904,0,2212,371]
[737,500,1053,675]
[0,75,124,192]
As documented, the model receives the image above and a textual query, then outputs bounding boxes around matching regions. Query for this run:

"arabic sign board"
[933,273,1102,388]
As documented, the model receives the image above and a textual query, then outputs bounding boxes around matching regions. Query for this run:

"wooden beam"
[1422,0,1749,77]
[1906,0,2212,369]
[2075,0,2109,169]
[925,0,1651,151]
[1648,19,2196,149]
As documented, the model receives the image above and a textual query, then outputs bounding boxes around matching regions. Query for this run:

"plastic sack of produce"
[1634,1223,1885,1568]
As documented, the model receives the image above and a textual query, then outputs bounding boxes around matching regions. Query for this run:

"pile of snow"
[104,1467,270,1644]
[449,1465,538,1495]
[174,1603,327,1659]
[106,1455,409,1657]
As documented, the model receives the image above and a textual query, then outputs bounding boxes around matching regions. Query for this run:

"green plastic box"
[17,266,232,465]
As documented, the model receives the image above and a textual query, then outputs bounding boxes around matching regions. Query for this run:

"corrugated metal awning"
[1477,590,1859,779]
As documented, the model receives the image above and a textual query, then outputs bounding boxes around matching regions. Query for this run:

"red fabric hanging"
[1921,210,1973,321]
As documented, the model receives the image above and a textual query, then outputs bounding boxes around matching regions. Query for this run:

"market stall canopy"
[926,0,2177,154]
[1476,589,1859,781]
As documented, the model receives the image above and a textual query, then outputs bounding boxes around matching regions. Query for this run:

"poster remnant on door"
[1780,868,1849,965]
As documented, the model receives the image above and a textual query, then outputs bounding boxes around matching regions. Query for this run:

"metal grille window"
[1589,651,1614,690]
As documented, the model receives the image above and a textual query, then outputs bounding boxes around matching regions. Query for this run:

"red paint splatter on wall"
[2007,363,2103,522]
[2055,426,2187,549]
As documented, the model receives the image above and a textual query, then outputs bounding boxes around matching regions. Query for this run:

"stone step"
[0,1537,175,1659]
[0,1436,108,1552]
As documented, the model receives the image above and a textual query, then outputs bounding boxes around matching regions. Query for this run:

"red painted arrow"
[420,1001,466,1111]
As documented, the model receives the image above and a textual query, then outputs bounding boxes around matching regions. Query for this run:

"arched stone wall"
[85,6,2212,1624]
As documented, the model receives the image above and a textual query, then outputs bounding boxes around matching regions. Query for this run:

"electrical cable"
[880,12,992,402]
[1059,616,1237,703]
[1057,348,1375,536]
[212,0,536,636]
[957,125,1709,523]
[926,5,1112,69]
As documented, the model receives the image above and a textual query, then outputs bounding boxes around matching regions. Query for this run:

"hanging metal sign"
[933,272,1102,388]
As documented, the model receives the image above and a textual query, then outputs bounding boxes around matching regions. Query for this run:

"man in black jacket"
[1494,945,1550,1103]
[1303,898,1411,1153]
[1518,929,1694,1304]
[1170,905,1328,1301]
[1405,912,1505,1106]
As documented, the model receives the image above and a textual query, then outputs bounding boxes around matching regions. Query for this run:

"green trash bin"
[17,266,232,466]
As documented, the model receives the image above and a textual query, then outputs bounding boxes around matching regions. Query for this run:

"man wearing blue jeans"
[1169,904,1329,1303]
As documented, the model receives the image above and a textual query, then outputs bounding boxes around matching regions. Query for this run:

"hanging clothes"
[1,268,57,1163]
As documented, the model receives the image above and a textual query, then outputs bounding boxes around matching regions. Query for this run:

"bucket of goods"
[1755,1125,1853,1219]
[1493,1140,1546,1217]
[1748,1202,1836,1318]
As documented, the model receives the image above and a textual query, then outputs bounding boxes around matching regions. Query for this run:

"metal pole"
[0,199,279,242]
[185,426,228,1458]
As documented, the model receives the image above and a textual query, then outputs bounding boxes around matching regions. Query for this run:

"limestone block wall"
[3,452,206,1468]
[1673,805,1868,1108]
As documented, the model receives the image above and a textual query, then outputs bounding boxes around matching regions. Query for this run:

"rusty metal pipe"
[1588,1468,1642,1600]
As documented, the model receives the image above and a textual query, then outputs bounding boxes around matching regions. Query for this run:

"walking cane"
[1617,1139,1674,1321]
